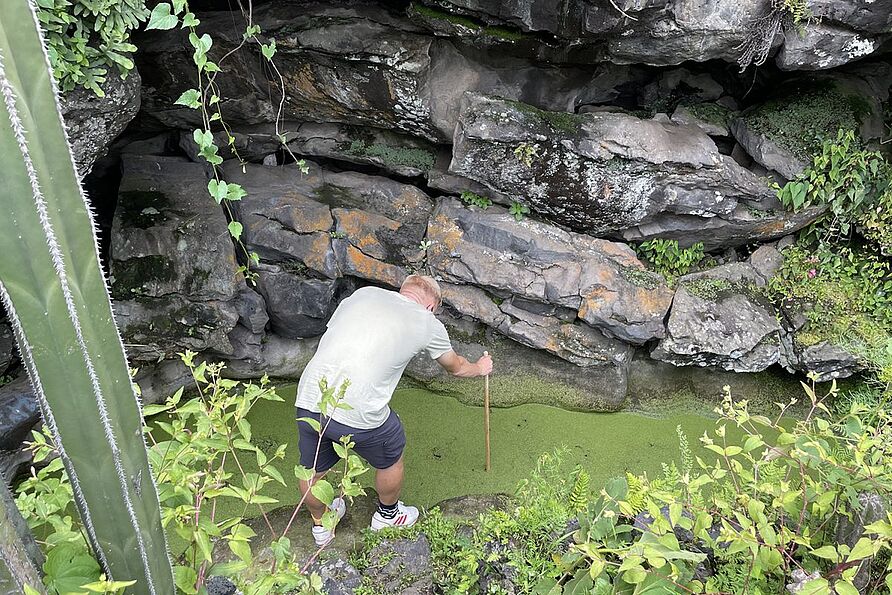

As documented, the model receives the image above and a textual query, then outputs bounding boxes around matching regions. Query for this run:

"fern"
[568,465,590,513]
[625,473,648,514]
[677,425,693,478]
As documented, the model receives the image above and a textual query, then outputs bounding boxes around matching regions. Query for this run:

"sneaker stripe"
[395,514,406,526]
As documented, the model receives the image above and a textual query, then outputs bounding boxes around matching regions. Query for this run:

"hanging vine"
[146,0,307,285]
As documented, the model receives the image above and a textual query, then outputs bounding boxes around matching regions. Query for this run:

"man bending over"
[295,275,493,545]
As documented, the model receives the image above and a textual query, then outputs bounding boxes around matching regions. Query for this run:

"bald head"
[400,275,442,312]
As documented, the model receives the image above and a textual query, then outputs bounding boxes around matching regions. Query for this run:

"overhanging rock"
[450,93,819,249]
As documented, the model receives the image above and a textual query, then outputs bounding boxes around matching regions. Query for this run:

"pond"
[241,382,740,511]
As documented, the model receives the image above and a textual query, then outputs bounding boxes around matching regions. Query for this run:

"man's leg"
[375,456,405,505]
[299,472,328,524]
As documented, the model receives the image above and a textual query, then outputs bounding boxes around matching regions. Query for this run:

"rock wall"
[92,1,892,407]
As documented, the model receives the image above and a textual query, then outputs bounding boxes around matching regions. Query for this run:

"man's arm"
[436,350,493,378]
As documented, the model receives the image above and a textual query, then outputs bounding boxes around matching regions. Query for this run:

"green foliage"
[776,0,812,24]
[502,99,586,134]
[743,83,870,160]
[635,239,705,284]
[776,130,892,247]
[509,200,530,221]
[147,1,310,285]
[546,380,892,594]
[568,466,590,514]
[768,243,892,372]
[345,140,435,172]
[683,102,734,128]
[460,191,493,209]
[408,3,526,41]
[35,0,148,96]
[16,353,368,594]
[682,277,733,300]
[0,1,173,590]
[513,142,540,167]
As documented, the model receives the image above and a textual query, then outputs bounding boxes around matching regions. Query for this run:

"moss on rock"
[681,277,733,300]
[502,98,586,135]
[345,139,436,172]
[684,102,734,128]
[742,83,871,160]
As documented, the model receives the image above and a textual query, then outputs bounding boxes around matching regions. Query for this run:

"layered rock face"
[89,0,890,407]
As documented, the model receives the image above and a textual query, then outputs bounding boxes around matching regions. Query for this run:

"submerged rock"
[407,319,631,412]
[450,94,816,249]
[652,263,782,373]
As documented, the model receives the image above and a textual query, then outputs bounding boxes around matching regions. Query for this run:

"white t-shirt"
[295,286,453,429]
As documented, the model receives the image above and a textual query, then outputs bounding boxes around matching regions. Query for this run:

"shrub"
[36,0,148,96]
[546,381,892,594]
[460,191,492,209]
[15,352,368,594]
[776,130,892,248]
[768,243,892,350]
[635,239,705,284]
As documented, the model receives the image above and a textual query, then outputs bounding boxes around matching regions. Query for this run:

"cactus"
[0,1,174,593]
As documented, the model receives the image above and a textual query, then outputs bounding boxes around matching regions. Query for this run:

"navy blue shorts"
[296,407,406,473]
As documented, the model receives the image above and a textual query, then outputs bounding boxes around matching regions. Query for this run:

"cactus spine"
[0,1,174,593]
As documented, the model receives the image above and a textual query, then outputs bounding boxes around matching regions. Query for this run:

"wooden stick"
[483,350,491,472]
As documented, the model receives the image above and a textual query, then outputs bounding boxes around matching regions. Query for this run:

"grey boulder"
[364,534,433,594]
[0,377,39,452]
[450,93,816,249]
[110,155,247,360]
[652,263,782,372]
[61,69,141,174]
[427,198,673,345]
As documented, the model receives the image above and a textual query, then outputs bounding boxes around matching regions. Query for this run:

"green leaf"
[43,543,102,593]
[835,580,859,595]
[181,12,199,27]
[847,537,877,561]
[811,545,839,561]
[294,465,315,481]
[174,88,201,109]
[195,529,213,563]
[174,565,198,594]
[622,565,647,584]
[208,179,228,203]
[310,479,335,505]
[298,416,321,433]
[146,3,178,30]
[228,220,243,240]
[228,539,252,565]
[261,39,276,60]
[799,578,830,595]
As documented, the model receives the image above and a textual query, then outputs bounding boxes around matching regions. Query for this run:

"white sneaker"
[370,501,419,531]
[311,497,347,546]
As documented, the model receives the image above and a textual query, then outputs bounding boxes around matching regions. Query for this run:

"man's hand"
[437,350,494,378]
[476,352,493,376]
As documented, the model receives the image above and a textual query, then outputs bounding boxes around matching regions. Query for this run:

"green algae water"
[243,384,734,510]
